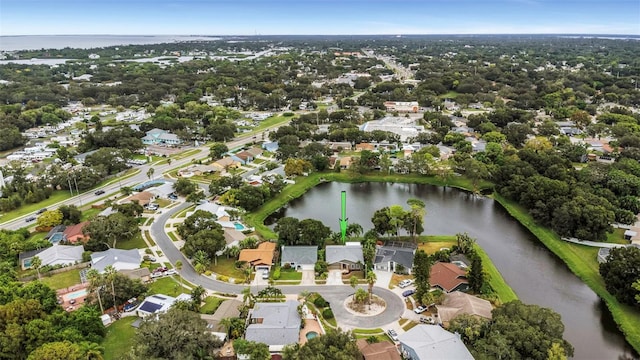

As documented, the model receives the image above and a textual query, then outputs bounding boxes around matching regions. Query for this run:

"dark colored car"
[25,216,36,223]
[36,208,47,214]
[402,289,416,297]
[94,190,105,195]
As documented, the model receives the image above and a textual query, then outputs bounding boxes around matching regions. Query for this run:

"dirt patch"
[344,295,386,317]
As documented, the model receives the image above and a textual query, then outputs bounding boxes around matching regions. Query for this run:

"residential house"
[246,147,263,158]
[340,156,353,170]
[355,143,375,152]
[136,293,191,318]
[178,164,217,177]
[141,128,182,146]
[328,156,338,169]
[398,325,473,360]
[245,300,301,353]
[63,221,91,244]
[147,182,175,199]
[356,339,402,360]
[280,246,318,270]
[200,299,242,332]
[19,244,85,270]
[384,101,419,113]
[430,262,469,293]
[327,141,352,152]
[124,191,154,206]
[189,201,231,221]
[239,242,277,269]
[222,228,247,252]
[326,242,364,271]
[436,291,493,325]
[233,150,255,164]
[373,241,416,274]
[212,157,242,172]
[91,248,141,273]
[262,142,279,152]
[73,150,99,164]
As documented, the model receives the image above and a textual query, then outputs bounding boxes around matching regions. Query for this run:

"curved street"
[150,202,405,329]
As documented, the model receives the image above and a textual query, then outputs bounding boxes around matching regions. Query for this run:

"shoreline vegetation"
[245,170,639,352]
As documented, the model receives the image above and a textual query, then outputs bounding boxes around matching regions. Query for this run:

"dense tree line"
[599,246,640,307]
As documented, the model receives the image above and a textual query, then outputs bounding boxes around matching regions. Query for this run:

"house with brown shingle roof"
[339,156,353,169]
[356,339,401,360]
[355,143,375,152]
[234,150,254,164]
[436,291,493,325]
[239,242,276,269]
[63,221,90,244]
[124,191,154,206]
[213,157,241,172]
[429,262,469,293]
[246,147,263,157]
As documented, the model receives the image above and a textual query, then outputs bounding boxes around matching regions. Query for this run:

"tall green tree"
[406,198,426,242]
[599,246,640,307]
[412,250,432,305]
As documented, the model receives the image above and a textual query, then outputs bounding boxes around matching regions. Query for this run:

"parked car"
[166,269,177,275]
[143,255,156,262]
[262,270,269,279]
[420,316,435,324]
[36,208,47,214]
[25,216,36,223]
[123,298,138,312]
[146,203,159,210]
[94,190,105,195]
[402,289,416,297]
[168,193,178,200]
[398,279,414,288]
[414,305,427,314]
[387,329,398,341]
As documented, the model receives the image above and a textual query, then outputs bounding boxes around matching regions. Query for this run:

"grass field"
[116,232,148,250]
[248,114,295,135]
[493,193,640,353]
[39,268,82,290]
[278,268,303,281]
[0,190,71,223]
[439,91,459,99]
[473,244,518,304]
[147,276,190,297]
[210,257,246,279]
[103,317,137,360]
[200,296,224,314]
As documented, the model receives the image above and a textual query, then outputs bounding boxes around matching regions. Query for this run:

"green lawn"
[147,276,191,297]
[402,320,419,331]
[167,232,179,241]
[278,269,302,281]
[248,114,295,135]
[210,257,246,279]
[353,328,384,335]
[200,296,224,314]
[0,190,71,223]
[80,207,101,221]
[29,232,47,242]
[116,232,148,250]
[606,228,629,244]
[473,244,518,304]
[103,317,137,360]
[39,268,82,290]
[439,91,459,99]
[493,193,640,353]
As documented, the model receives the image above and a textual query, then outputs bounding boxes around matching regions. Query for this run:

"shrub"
[314,296,328,308]
[322,308,334,319]
[145,249,153,254]
[283,263,292,270]
[272,267,281,280]
[218,275,229,282]
[283,112,295,117]
[205,271,212,276]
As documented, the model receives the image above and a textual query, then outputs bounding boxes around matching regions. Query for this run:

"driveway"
[326,270,344,285]
[301,269,315,285]
[373,270,392,288]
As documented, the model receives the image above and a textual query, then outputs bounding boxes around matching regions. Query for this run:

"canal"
[266,182,637,359]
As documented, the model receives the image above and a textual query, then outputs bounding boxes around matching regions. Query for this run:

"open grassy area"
[200,296,224,314]
[38,268,82,290]
[80,207,101,221]
[210,257,246,279]
[439,91,459,99]
[493,193,640,353]
[606,228,630,245]
[103,317,137,360]
[402,320,419,331]
[418,241,457,255]
[473,244,518,304]
[0,190,71,223]
[147,276,191,297]
[278,268,303,281]
[116,232,148,250]
[173,148,201,160]
[248,114,295,135]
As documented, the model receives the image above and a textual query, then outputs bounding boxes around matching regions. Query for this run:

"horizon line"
[2,33,640,37]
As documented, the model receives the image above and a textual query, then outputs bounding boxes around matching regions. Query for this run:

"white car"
[414,305,427,314]
[262,270,269,279]
[398,279,414,288]
[166,269,177,275]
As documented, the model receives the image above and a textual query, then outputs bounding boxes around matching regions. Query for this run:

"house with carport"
[326,242,363,272]
[281,246,317,270]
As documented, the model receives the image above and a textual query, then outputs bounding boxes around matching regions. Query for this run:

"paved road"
[150,202,405,329]
[1,127,283,231]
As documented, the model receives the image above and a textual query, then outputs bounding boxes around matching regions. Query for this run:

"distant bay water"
[0,35,222,51]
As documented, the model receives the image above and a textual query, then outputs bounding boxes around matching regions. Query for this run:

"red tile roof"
[63,221,90,243]
[429,262,468,293]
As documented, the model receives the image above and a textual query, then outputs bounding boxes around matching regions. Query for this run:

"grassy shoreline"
[244,170,639,352]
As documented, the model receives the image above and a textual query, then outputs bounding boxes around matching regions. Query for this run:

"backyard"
[102,317,137,360]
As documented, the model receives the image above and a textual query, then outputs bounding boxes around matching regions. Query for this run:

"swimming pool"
[305,331,318,340]
[233,222,246,231]
[66,289,88,300]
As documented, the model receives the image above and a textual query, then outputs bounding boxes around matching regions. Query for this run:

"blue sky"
[1,0,639,36]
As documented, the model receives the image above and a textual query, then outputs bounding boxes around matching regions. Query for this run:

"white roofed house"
[325,242,364,272]
[398,325,473,360]
[245,300,301,354]
[19,244,85,270]
[90,248,141,273]
[280,246,318,270]
[142,128,182,146]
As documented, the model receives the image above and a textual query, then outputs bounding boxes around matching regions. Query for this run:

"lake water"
[266,182,638,359]
[0,35,221,51]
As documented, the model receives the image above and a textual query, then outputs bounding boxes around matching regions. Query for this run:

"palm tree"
[146,167,155,180]
[175,260,183,289]
[104,266,118,311]
[79,341,104,360]
[219,317,234,339]
[349,275,359,301]
[346,223,363,238]
[120,186,133,196]
[31,256,42,280]
[86,269,104,314]
[366,270,377,309]
[241,287,255,307]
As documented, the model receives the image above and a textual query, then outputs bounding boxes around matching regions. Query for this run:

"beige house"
[436,291,493,325]
[213,157,241,172]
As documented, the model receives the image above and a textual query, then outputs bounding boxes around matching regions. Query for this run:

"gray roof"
[374,242,416,269]
[245,300,300,346]
[200,299,242,332]
[91,248,141,273]
[281,246,318,266]
[398,325,473,360]
[326,243,363,265]
[21,244,84,268]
